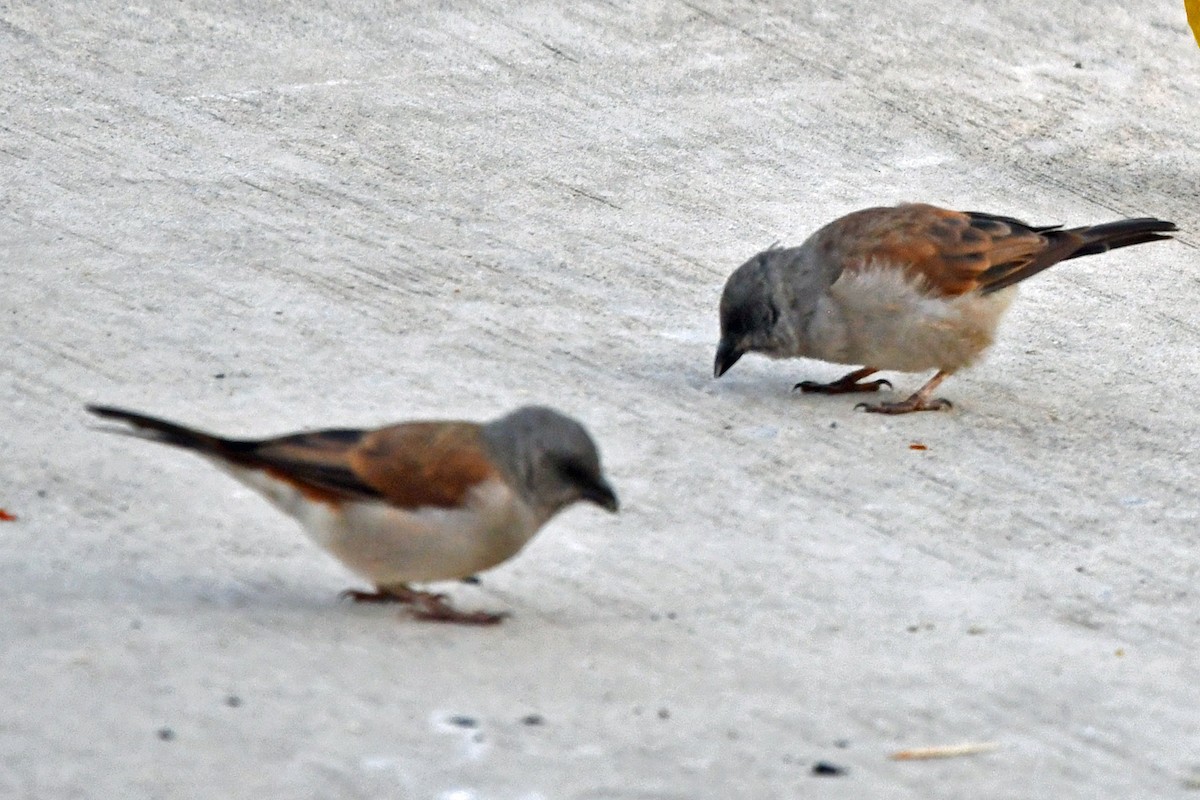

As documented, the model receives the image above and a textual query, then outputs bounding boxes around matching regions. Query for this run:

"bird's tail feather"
[981,217,1176,294]
[86,405,252,457]
[1068,218,1178,260]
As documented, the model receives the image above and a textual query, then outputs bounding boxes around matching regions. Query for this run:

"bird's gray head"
[482,406,618,518]
[714,250,791,378]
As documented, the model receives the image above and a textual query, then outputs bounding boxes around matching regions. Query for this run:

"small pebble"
[811,761,846,776]
[448,715,478,729]
[226,695,242,708]
[157,728,175,741]
[521,714,544,726]
[657,708,670,720]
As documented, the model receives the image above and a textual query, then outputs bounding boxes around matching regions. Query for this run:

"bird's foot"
[854,370,952,414]
[339,586,446,605]
[797,377,893,394]
[795,367,890,395]
[342,585,504,624]
[855,396,953,414]
[409,592,508,626]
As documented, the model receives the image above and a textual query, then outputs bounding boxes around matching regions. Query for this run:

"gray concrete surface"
[3,1,1199,797]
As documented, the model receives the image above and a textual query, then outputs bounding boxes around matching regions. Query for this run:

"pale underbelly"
[804,269,1016,373]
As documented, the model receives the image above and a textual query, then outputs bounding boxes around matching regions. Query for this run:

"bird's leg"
[856,371,953,414]
[343,583,506,625]
[408,592,509,626]
[795,366,892,394]
[340,584,445,604]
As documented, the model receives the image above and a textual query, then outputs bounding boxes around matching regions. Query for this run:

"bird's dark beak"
[714,338,743,378]
[583,479,619,513]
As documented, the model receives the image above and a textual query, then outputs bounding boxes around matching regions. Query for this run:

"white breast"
[802,263,1016,373]
[213,462,543,585]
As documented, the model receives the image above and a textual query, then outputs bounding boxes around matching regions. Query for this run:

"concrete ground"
[3,1,1199,797]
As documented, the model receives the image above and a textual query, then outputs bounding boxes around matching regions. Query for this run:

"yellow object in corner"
[1188,0,1200,47]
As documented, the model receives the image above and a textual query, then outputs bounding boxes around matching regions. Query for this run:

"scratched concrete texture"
[2,1,1199,798]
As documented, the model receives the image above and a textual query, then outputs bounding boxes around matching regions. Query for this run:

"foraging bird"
[88,404,618,624]
[714,203,1176,413]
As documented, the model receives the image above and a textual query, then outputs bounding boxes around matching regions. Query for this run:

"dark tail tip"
[1073,218,1177,258]
[86,404,220,452]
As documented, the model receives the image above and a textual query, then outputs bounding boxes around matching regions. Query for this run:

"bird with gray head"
[88,403,618,625]
[714,203,1177,413]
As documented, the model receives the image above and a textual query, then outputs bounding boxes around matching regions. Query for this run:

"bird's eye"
[556,458,593,487]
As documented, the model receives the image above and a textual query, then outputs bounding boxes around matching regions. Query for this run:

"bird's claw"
[342,586,505,625]
[855,397,953,414]
[409,595,509,626]
[795,377,892,394]
[339,587,448,604]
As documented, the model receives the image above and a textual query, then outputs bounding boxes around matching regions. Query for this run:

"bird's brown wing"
[90,406,500,509]
[252,421,500,510]
[244,428,386,503]
[87,405,380,504]
[820,204,1068,297]
[344,422,502,510]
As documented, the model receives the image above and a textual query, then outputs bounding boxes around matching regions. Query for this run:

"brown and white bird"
[88,404,618,624]
[714,203,1177,413]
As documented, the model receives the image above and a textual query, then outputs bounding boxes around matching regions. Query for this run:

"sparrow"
[87,404,619,625]
[714,203,1177,413]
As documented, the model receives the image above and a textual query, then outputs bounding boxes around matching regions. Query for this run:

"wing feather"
[89,406,500,510]
[816,204,1174,297]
